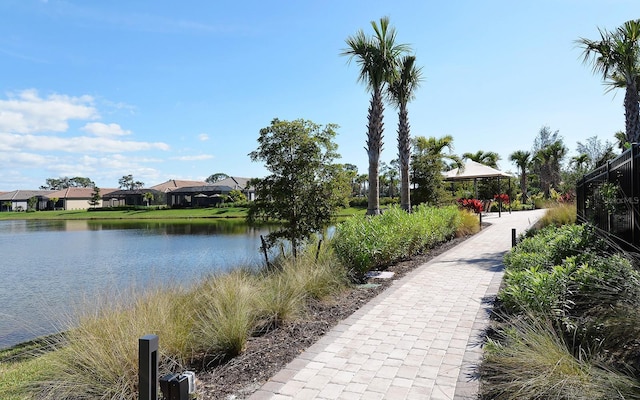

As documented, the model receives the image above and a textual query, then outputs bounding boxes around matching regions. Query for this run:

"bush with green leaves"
[504,224,606,272]
[501,223,640,317]
[332,205,461,278]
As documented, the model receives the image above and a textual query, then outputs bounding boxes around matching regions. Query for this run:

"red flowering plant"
[457,198,483,213]
[494,193,510,204]
[558,192,574,203]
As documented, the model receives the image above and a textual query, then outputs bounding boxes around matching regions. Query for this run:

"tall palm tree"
[509,150,531,204]
[577,19,640,143]
[462,150,501,168]
[342,17,410,215]
[388,55,423,212]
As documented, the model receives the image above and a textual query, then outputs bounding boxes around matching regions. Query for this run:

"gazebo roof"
[443,160,513,180]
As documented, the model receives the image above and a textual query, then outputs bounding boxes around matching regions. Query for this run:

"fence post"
[632,143,637,246]
[139,334,159,400]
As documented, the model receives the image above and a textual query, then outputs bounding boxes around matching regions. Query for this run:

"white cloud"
[198,133,209,141]
[0,89,98,134]
[0,151,53,167]
[0,132,169,153]
[170,154,214,161]
[81,122,131,137]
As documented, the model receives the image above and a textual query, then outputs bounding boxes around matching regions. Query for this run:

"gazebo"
[443,160,514,216]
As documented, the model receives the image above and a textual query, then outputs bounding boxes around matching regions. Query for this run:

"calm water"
[0,219,272,349]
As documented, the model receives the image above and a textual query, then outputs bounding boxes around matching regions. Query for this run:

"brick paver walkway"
[249,209,546,400]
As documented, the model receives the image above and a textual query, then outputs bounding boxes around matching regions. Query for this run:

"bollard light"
[139,334,159,400]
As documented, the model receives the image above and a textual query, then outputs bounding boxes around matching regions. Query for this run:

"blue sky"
[0,0,637,191]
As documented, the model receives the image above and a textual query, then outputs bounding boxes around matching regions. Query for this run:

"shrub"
[536,203,577,229]
[499,264,572,315]
[493,193,510,204]
[457,198,483,213]
[333,205,461,279]
[456,209,480,237]
[254,268,307,331]
[481,315,639,400]
[255,238,349,330]
[190,271,258,360]
[504,224,606,272]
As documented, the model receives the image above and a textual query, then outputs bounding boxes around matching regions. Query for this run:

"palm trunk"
[367,88,384,216]
[520,170,527,204]
[397,106,411,212]
[624,83,640,143]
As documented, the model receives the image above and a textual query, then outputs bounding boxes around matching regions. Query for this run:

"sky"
[0,0,638,191]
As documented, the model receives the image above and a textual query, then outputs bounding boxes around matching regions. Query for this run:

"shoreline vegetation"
[0,205,367,221]
[0,205,478,399]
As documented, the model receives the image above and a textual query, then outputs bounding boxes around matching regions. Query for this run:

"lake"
[0,219,272,350]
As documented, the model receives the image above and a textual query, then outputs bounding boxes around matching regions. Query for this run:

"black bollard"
[139,334,159,400]
[511,228,517,248]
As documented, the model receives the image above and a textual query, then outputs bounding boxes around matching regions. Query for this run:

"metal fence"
[576,143,640,250]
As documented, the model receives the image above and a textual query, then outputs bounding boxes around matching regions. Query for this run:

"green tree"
[388,55,423,211]
[27,196,38,211]
[143,191,154,206]
[532,127,567,198]
[614,130,630,151]
[49,197,59,210]
[118,175,144,190]
[577,19,640,143]
[355,173,368,197]
[206,173,229,183]
[411,135,461,205]
[462,150,501,168]
[342,163,359,196]
[88,187,101,208]
[2,201,12,211]
[509,150,531,204]
[342,16,410,215]
[228,189,246,203]
[575,135,616,169]
[40,176,95,190]
[69,177,95,188]
[248,118,346,258]
[380,160,399,198]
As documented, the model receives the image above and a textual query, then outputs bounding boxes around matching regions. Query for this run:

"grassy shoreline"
[0,206,367,221]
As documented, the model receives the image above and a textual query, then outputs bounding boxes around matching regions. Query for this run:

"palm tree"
[415,135,460,160]
[535,141,567,198]
[342,17,410,215]
[411,135,462,205]
[355,173,368,197]
[462,150,501,168]
[509,150,531,204]
[614,130,630,151]
[388,55,423,212]
[577,19,640,143]
[570,153,590,172]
